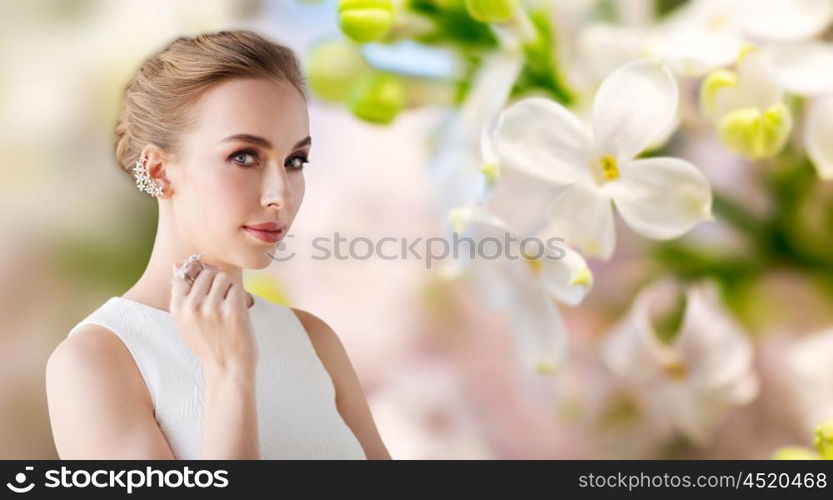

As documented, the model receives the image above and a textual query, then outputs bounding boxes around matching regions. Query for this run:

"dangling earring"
[132,152,164,197]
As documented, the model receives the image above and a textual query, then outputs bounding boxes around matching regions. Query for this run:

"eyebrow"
[218,134,311,150]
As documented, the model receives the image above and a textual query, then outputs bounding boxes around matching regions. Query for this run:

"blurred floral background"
[3,0,833,459]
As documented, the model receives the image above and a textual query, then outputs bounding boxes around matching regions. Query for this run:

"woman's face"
[166,77,309,270]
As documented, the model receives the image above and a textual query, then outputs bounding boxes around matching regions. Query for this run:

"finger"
[206,272,233,304]
[170,262,193,304]
[225,282,245,309]
[187,267,219,300]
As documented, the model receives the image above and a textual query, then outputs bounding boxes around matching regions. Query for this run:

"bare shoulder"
[289,307,393,459]
[290,307,343,357]
[45,324,173,459]
[47,325,149,398]
[46,324,155,429]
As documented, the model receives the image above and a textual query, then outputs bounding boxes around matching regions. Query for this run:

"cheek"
[185,163,252,216]
[290,175,305,213]
[182,155,226,194]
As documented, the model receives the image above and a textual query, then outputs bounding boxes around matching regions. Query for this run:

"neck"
[121,208,248,312]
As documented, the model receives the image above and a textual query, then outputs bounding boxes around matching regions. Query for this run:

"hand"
[169,258,258,375]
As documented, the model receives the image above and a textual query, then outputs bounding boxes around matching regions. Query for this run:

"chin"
[240,251,276,270]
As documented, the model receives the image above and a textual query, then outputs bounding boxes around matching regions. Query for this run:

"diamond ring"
[176,253,205,284]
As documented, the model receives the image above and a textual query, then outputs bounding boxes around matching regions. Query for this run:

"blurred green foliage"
[49,200,157,293]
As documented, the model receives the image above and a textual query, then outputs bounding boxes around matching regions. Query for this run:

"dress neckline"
[112,293,260,315]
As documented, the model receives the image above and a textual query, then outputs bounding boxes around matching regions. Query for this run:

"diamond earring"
[132,152,164,197]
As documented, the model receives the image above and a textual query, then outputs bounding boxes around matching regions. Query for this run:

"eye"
[228,149,259,168]
[286,153,309,170]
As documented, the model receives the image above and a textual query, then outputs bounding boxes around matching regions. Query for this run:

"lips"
[245,222,284,232]
[243,222,285,243]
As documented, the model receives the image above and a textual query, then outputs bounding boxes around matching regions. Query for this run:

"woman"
[45,30,391,460]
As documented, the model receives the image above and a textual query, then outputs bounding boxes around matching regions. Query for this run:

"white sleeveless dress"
[66,293,366,460]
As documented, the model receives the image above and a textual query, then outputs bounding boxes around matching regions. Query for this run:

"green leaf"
[405,0,499,49]
[510,6,575,105]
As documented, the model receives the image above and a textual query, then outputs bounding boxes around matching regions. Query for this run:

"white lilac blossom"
[650,1,833,174]
[577,19,710,80]
[578,23,652,82]
[765,42,833,98]
[491,58,713,260]
[446,204,593,377]
[601,280,759,444]
[648,0,832,76]
[755,42,833,180]
[784,328,833,433]
[699,48,793,160]
[430,48,525,214]
[576,0,832,79]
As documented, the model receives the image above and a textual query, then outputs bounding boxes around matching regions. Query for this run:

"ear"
[141,143,174,199]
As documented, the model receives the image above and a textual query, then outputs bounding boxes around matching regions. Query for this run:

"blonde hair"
[114,30,307,174]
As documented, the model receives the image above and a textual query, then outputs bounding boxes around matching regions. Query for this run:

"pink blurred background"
[2,0,832,459]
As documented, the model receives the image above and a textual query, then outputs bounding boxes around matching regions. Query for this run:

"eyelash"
[228,149,309,170]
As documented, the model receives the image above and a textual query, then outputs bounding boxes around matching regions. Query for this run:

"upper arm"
[45,326,176,460]
[291,308,392,460]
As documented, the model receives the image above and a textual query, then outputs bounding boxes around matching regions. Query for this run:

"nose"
[262,161,292,211]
